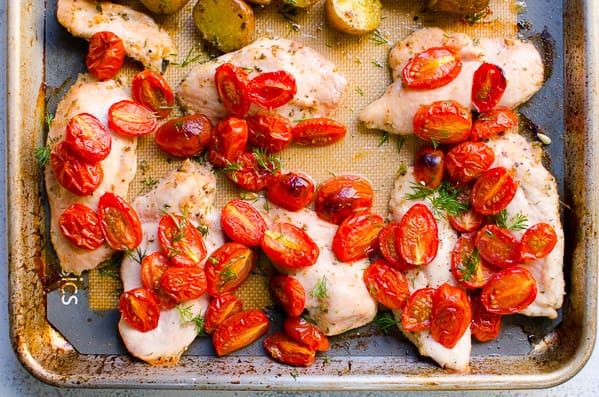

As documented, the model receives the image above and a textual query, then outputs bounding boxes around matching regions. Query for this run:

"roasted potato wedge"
[426,0,490,15]
[192,0,255,53]
[140,0,191,14]
[325,0,382,35]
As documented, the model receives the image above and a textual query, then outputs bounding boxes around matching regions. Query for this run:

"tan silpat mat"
[88,0,517,311]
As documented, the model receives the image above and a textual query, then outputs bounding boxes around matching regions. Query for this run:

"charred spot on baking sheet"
[519,26,555,83]
[518,113,553,169]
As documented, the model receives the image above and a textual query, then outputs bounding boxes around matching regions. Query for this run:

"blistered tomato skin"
[108,100,157,136]
[269,275,306,317]
[470,108,518,141]
[51,141,104,196]
[205,242,255,296]
[402,287,435,332]
[261,222,319,269]
[248,70,297,110]
[292,118,347,146]
[413,100,472,144]
[132,69,175,119]
[214,63,251,117]
[413,146,444,188]
[65,113,112,163]
[266,172,315,212]
[246,113,293,153]
[402,47,462,89]
[220,199,268,246]
[480,266,537,314]
[212,309,270,356]
[451,233,495,289]
[397,203,439,266]
[208,117,248,167]
[204,294,243,334]
[472,63,507,113]
[159,266,207,303]
[263,332,316,367]
[157,214,207,267]
[119,288,160,333]
[475,224,520,269]
[430,283,472,349]
[283,316,329,351]
[86,31,125,81]
[315,175,374,225]
[58,203,105,250]
[470,166,518,215]
[332,211,384,263]
[97,191,142,251]
[363,259,410,310]
[445,141,495,185]
[154,114,212,158]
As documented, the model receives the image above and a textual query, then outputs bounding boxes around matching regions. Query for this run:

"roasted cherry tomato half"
[205,242,256,296]
[292,117,347,146]
[314,175,374,225]
[157,213,207,267]
[108,100,157,136]
[204,294,243,334]
[470,293,502,342]
[131,69,175,119]
[261,222,319,270]
[269,275,306,317]
[413,145,445,188]
[119,287,160,333]
[520,222,558,261]
[451,233,495,289]
[208,116,248,167]
[397,203,439,266]
[266,172,315,212]
[97,191,142,251]
[470,108,518,141]
[248,70,297,110]
[430,282,472,349]
[159,266,207,303]
[225,151,281,191]
[476,224,520,268]
[246,113,292,153]
[402,46,462,89]
[480,266,537,314]
[51,141,103,196]
[86,31,125,81]
[58,203,105,250]
[264,332,316,367]
[212,309,270,356]
[283,316,330,351]
[401,287,435,332]
[413,99,472,144]
[363,259,410,310]
[446,187,485,233]
[220,199,268,246]
[65,113,111,163]
[470,166,518,215]
[332,211,384,263]
[445,141,495,185]
[154,114,212,157]
[378,222,409,270]
[471,62,507,112]
[214,63,251,117]
[140,252,176,309]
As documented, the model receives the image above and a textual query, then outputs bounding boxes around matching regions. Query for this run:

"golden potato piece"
[192,0,255,53]
[325,0,382,35]
[140,0,191,14]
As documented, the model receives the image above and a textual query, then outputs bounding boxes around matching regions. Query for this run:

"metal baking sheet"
[6,0,599,390]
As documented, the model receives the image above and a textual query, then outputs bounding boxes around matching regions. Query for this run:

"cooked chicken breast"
[119,160,224,365]
[176,38,348,123]
[45,74,136,275]
[359,28,544,135]
[56,0,175,71]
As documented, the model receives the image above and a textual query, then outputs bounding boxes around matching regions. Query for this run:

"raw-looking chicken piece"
[176,38,348,123]
[119,160,224,365]
[56,0,176,71]
[359,27,544,135]
[45,74,136,275]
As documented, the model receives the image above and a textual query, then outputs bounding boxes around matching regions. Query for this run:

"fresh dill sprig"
[176,305,208,336]
[369,29,391,46]
[34,145,51,166]
[458,249,481,282]
[125,247,147,266]
[172,45,204,68]
[404,181,467,218]
[217,263,239,287]
[372,312,399,335]
[253,148,282,175]
[377,131,389,147]
[492,209,529,231]
[98,257,122,281]
[310,275,328,299]
[140,178,158,189]
[464,9,489,25]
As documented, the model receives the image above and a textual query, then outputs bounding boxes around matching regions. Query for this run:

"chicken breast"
[359,28,544,135]
[45,74,136,275]
[176,38,348,123]
[119,160,224,365]
[56,0,175,71]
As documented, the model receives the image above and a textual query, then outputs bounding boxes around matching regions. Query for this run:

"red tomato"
[261,222,319,269]
[471,63,507,112]
[283,316,329,351]
[58,203,105,250]
[86,31,125,81]
[50,141,103,196]
[108,100,157,136]
[119,288,160,332]
[212,309,270,356]
[378,222,409,270]
[402,47,462,89]
[470,166,518,215]
[246,113,292,153]
[470,108,518,141]
[269,275,306,317]
[401,287,435,332]
[413,100,472,144]
[220,199,268,246]
[131,69,175,119]
[154,114,212,158]
[480,266,537,314]
[204,294,243,334]
[446,187,485,233]
[451,233,495,289]
[208,116,248,167]
[159,266,207,303]
[476,224,520,268]
[97,192,142,250]
[470,293,502,342]
[445,141,495,185]
[520,222,558,261]
[205,242,256,296]
[248,70,297,110]
[413,145,444,188]
[266,172,315,212]
[314,175,374,225]
[140,252,176,309]
[214,63,251,117]
[363,259,410,310]
[332,211,384,262]
[264,332,316,367]
[292,117,347,146]
[157,213,207,267]
[65,113,111,163]
[430,283,472,349]
[225,151,281,191]
[397,203,438,266]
